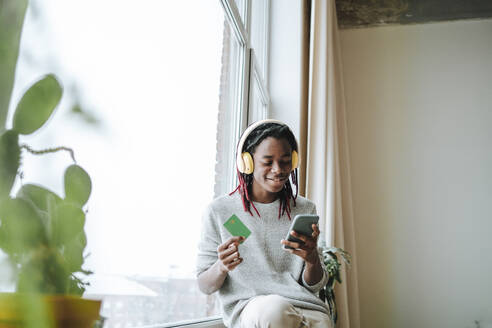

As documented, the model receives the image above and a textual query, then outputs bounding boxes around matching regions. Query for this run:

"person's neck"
[250,185,279,204]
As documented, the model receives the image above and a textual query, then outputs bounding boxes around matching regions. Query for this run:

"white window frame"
[137,316,224,328]
[247,48,269,123]
[216,0,271,196]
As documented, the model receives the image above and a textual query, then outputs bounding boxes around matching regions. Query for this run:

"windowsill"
[131,316,224,328]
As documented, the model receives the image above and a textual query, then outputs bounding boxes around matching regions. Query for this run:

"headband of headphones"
[236,119,299,174]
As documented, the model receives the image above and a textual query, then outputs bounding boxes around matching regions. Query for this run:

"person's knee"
[241,295,302,328]
[258,295,294,322]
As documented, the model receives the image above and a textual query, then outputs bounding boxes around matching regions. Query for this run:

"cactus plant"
[0,73,93,296]
[0,3,101,326]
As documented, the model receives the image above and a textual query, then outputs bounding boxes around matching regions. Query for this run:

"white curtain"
[304,1,360,327]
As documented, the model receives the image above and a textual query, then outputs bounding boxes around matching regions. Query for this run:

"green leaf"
[63,232,87,273]
[0,130,19,199]
[17,246,69,294]
[0,198,47,255]
[52,203,85,246]
[64,164,91,206]
[78,230,88,249]
[67,274,89,296]
[335,271,342,284]
[17,183,63,213]
[0,0,28,129]
[12,74,63,135]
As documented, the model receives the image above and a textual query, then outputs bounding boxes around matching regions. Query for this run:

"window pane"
[250,0,268,79]
[249,70,267,124]
[7,0,223,325]
[215,22,246,196]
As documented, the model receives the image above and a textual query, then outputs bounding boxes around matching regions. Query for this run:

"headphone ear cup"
[237,155,245,173]
[291,150,299,170]
[241,152,254,174]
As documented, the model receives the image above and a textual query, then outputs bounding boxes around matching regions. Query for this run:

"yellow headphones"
[236,119,299,175]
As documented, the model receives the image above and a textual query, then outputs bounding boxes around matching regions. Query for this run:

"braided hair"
[230,122,299,219]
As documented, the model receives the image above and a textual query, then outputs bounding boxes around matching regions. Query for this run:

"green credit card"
[223,214,251,242]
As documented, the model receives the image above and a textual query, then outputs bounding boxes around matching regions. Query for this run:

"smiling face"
[250,137,293,203]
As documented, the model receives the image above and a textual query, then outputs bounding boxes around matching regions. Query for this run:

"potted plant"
[0,2,101,327]
[319,245,351,328]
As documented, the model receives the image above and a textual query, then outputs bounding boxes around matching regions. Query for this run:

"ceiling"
[336,0,492,29]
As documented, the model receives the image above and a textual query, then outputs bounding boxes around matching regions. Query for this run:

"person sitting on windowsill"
[196,119,331,328]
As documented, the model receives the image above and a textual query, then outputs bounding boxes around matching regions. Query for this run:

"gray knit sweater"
[196,192,329,328]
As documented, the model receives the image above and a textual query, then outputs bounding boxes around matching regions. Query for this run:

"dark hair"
[230,123,299,219]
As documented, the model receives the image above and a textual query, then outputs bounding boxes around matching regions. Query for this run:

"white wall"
[340,19,492,328]
[268,0,302,138]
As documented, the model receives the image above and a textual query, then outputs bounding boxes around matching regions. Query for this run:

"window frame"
[136,316,224,328]
[216,0,271,195]
[246,48,269,124]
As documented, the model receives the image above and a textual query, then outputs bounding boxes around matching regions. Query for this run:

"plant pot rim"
[0,292,101,324]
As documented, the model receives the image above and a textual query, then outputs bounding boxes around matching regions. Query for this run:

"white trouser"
[239,295,332,328]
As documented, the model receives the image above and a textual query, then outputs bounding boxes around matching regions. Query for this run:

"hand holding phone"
[282,214,319,250]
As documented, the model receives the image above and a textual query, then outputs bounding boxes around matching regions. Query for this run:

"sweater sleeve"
[300,202,329,293]
[196,204,221,277]
[301,249,329,293]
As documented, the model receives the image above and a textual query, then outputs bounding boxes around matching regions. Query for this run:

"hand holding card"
[223,214,251,242]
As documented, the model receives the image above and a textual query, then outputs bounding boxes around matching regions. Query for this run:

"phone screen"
[284,214,319,249]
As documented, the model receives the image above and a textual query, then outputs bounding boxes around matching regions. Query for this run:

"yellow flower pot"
[0,293,101,328]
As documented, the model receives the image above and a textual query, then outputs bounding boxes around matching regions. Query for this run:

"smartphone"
[283,214,319,249]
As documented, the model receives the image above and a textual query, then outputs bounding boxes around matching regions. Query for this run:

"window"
[248,48,270,124]
[215,0,270,195]
[7,1,224,326]
[4,0,271,326]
